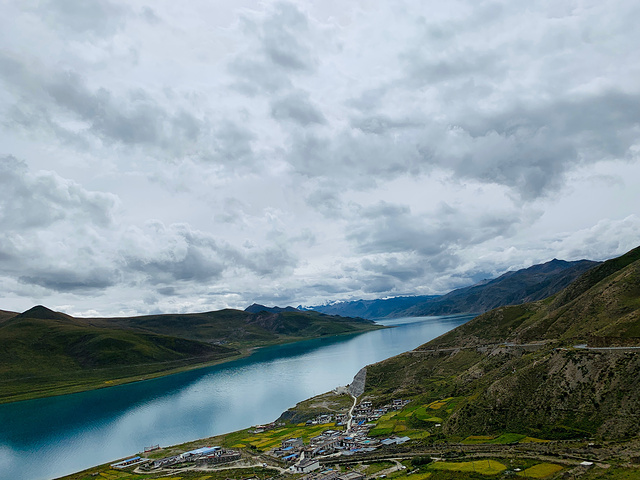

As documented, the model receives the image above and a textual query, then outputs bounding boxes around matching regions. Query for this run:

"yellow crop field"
[517,463,563,478]
[392,472,432,480]
[237,422,339,451]
[430,460,507,475]
[520,437,550,443]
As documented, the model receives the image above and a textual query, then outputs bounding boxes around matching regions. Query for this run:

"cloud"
[0,0,638,314]
[227,2,318,95]
[41,0,128,37]
[0,155,117,229]
[347,201,520,257]
[270,90,326,126]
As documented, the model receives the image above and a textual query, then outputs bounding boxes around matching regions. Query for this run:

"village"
[267,398,411,472]
[109,397,413,477]
[75,390,620,480]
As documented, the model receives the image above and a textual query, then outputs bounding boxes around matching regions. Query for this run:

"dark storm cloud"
[260,3,314,71]
[0,155,116,229]
[351,114,422,135]
[270,90,326,126]
[287,87,640,200]
[228,2,316,95]
[361,275,397,294]
[304,187,344,218]
[45,72,205,149]
[208,121,255,165]
[287,129,424,180]
[347,201,521,259]
[125,245,225,284]
[0,157,121,294]
[361,257,426,282]
[444,91,640,199]
[19,267,117,292]
[120,222,297,288]
[0,54,207,157]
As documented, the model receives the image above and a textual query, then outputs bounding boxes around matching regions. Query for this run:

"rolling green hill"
[0,308,18,324]
[0,305,380,403]
[362,246,640,441]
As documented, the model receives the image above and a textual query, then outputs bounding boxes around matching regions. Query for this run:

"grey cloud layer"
[0,0,638,314]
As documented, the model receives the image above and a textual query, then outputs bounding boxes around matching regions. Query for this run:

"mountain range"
[307,258,599,319]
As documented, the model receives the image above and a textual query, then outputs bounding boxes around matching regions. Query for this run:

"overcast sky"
[1,0,639,316]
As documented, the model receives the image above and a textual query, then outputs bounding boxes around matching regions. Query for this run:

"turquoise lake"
[0,314,474,480]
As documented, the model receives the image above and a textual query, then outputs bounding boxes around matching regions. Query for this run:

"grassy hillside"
[399,258,598,317]
[362,246,640,441]
[0,306,380,403]
[84,308,378,346]
[432,245,640,348]
[0,308,18,324]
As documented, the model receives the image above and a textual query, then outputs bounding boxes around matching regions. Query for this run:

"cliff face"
[348,367,367,397]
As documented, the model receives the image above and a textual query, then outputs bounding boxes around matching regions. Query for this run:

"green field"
[368,398,460,439]
[517,463,563,478]
[429,460,507,475]
[224,422,342,451]
[461,433,545,445]
[60,465,275,480]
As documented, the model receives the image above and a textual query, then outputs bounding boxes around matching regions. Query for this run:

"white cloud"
[0,0,638,315]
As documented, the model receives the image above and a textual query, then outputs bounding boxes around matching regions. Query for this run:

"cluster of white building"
[306,413,348,426]
[145,446,241,470]
[352,399,410,425]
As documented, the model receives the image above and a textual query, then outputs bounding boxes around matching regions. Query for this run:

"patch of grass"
[580,466,640,479]
[364,461,395,475]
[517,463,563,478]
[461,435,495,444]
[404,429,431,439]
[413,407,444,423]
[429,460,506,475]
[369,426,394,436]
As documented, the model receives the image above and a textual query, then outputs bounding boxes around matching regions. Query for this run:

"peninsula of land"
[0,305,381,404]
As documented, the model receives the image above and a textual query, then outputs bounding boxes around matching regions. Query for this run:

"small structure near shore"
[110,456,148,469]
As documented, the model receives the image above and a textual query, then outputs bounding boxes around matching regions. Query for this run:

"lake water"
[0,314,474,480]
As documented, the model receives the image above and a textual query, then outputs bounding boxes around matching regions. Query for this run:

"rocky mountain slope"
[309,258,598,319]
[362,246,640,440]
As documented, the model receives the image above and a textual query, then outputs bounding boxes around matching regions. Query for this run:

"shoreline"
[0,324,386,405]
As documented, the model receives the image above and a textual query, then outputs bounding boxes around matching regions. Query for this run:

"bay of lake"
[0,314,474,480]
